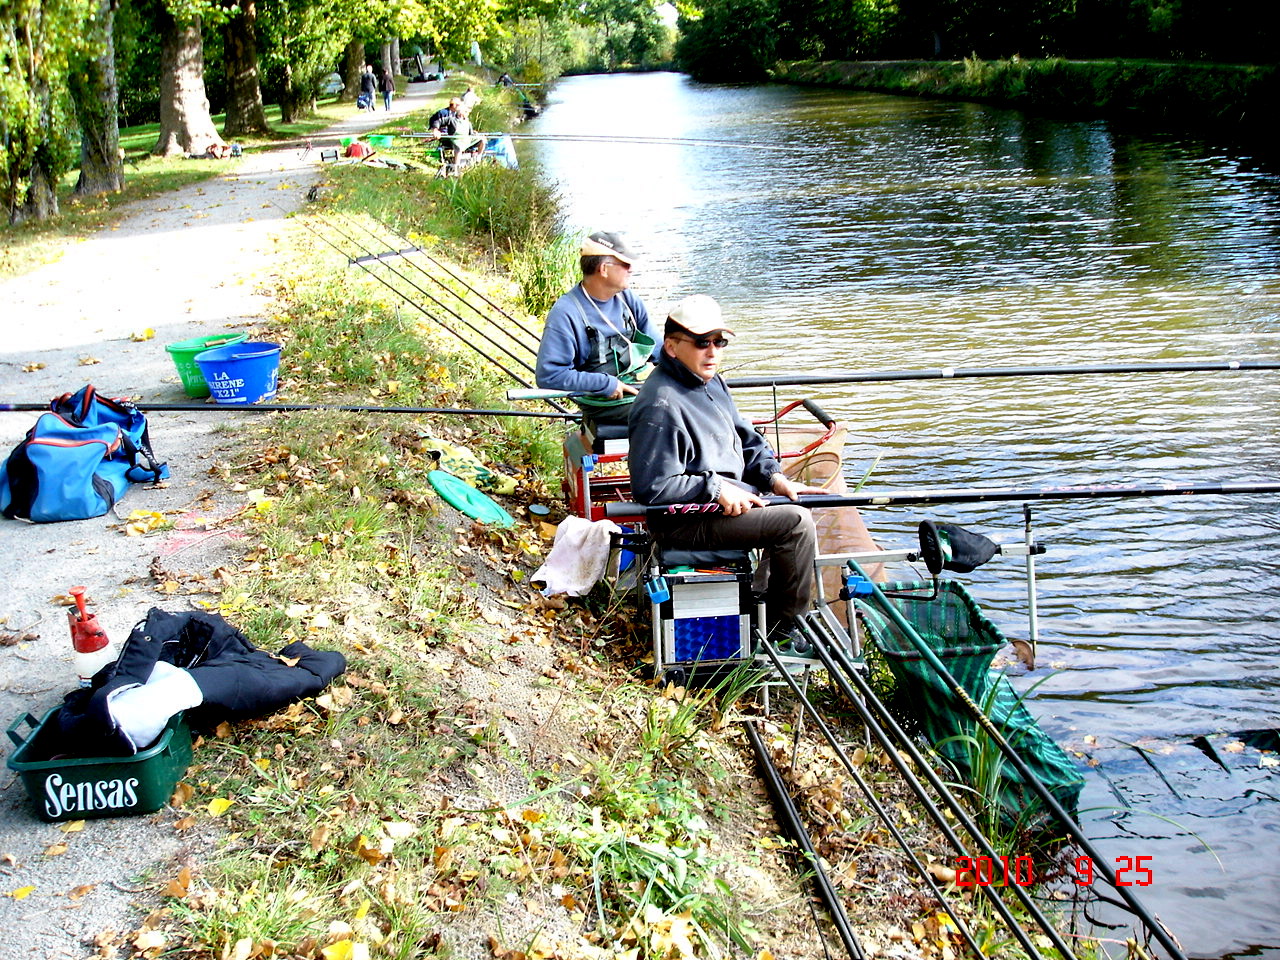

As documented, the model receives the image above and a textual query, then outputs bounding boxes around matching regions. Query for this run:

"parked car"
[320,73,344,96]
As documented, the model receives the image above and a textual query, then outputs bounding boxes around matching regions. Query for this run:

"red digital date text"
[954,855,1154,887]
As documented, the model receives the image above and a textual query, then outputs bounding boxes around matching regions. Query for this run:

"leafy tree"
[256,0,348,123]
[676,0,778,81]
[114,0,162,125]
[627,3,669,66]
[0,0,85,222]
[340,37,364,102]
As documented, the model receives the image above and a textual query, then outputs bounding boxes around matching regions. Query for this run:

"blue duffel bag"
[0,385,169,523]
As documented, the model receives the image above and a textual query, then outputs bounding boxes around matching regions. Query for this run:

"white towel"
[531,516,621,596]
[107,660,204,751]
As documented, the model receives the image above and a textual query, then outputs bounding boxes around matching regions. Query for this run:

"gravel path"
[0,80,439,958]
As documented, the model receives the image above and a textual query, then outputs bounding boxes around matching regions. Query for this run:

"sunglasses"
[676,334,730,350]
[607,258,632,271]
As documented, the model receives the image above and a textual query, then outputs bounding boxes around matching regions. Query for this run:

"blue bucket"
[194,341,282,405]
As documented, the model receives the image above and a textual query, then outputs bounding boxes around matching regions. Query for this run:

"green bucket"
[340,136,355,147]
[166,332,247,397]
[6,709,193,822]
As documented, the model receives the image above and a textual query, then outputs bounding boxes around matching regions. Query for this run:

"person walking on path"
[378,64,395,111]
[358,64,377,111]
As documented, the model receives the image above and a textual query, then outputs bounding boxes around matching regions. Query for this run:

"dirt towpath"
[0,79,440,959]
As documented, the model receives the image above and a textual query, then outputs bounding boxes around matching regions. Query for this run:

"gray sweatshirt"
[628,350,782,505]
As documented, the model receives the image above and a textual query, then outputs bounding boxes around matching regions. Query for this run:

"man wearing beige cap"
[628,295,828,649]
[535,231,660,429]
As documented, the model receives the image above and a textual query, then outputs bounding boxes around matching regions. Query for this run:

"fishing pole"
[281,200,569,412]
[799,613,1079,959]
[354,215,545,345]
[726,358,1280,389]
[749,644,993,959]
[312,212,539,378]
[334,213,545,347]
[508,358,1280,401]
[603,480,1280,519]
[803,611,1174,958]
[817,571,1187,960]
[287,208,542,392]
[400,131,792,152]
[0,400,577,419]
[743,721,869,960]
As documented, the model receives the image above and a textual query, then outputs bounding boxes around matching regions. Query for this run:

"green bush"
[509,229,578,315]
[433,163,562,251]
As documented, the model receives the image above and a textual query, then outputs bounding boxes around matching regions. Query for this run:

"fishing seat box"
[651,548,757,683]
[6,708,193,822]
[562,427,631,522]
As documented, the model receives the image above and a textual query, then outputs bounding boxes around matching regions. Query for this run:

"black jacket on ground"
[53,608,346,757]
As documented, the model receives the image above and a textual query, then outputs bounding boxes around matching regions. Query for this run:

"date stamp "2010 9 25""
[955,855,1155,888]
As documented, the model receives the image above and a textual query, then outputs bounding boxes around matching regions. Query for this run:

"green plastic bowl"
[165,332,248,397]
[367,135,393,148]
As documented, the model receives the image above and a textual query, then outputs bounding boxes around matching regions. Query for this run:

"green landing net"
[856,579,1084,830]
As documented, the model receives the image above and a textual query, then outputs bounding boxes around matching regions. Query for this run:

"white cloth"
[531,516,621,596]
[107,660,204,751]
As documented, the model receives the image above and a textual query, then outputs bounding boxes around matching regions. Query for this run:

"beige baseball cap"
[667,295,735,337]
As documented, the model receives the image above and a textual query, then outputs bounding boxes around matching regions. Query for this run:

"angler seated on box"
[440,108,486,168]
[627,295,828,652]
[535,232,660,446]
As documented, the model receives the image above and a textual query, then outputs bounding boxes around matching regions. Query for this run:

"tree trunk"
[278,62,313,124]
[380,40,392,75]
[12,72,59,224]
[70,0,125,198]
[153,8,222,156]
[390,37,401,74]
[221,0,268,137]
[340,37,363,102]
[15,158,59,224]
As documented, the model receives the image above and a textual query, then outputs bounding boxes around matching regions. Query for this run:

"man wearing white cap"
[535,231,660,428]
[628,295,828,648]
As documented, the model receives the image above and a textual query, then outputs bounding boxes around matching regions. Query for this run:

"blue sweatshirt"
[535,286,658,397]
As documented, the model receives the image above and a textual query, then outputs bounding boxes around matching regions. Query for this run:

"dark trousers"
[651,503,817,625]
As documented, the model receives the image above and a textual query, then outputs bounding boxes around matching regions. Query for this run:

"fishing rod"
[353,215,545,345]
[400,131,791,152]
[282,200,569,412]
[603,479,1280,519]
[336,213,545,346]
[811,572,1187,960]
[312,212,539,378]
[729,358,1280,388]
[508,358,1280,400]
[0,400,577,419]
[287,206,546,394]
[802,610,1177,959]
[742,721,868,960]
[749,643,993,959]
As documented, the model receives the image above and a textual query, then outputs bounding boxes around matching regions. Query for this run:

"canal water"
[526,72,1280,959]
